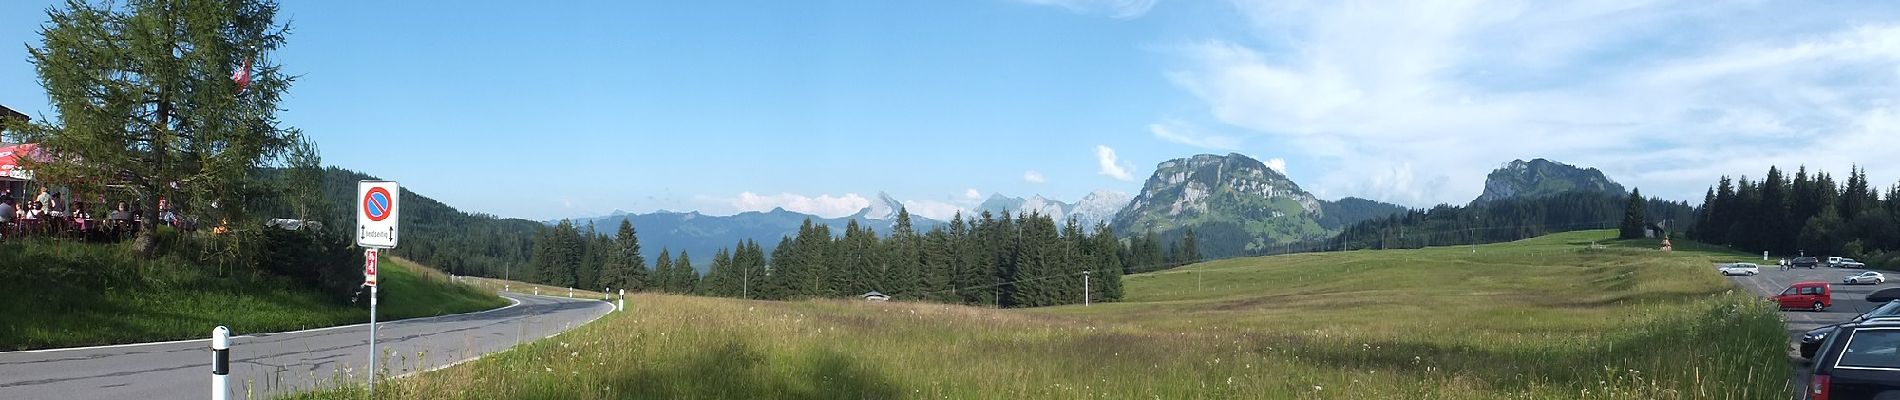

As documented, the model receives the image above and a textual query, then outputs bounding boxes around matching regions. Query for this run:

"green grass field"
[289,230,1791,399]
[0,240,509,350]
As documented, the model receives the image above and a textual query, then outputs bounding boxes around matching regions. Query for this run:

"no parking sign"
[356,181,400,249]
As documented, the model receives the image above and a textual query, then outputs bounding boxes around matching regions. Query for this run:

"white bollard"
[534,287,538,296]
[617,289,625,312]
[211,326,230,400]
[568,288,573,298]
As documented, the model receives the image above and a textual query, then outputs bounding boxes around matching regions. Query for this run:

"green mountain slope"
[1111,153,1403,258]
[1473,158,1626,204]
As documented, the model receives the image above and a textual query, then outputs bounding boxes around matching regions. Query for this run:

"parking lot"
[1724,262,1891,395]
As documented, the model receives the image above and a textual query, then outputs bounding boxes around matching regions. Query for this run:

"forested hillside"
[1692,166,1900,267]
[253,167,542,279]
[1323,191,1694,252]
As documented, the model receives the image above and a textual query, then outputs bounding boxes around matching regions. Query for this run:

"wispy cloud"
[1023,170,1047,183]
[726,192,870,218]
[1094,145,1137,181]
[1012,0,1158,19]
[1165,0,1900,205]
[1149,121,1243,150]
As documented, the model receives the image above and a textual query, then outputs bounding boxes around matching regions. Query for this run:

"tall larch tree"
[13,0,306,255]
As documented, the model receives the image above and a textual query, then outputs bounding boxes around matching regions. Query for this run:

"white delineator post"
[617,289,625,312]
[568,287,573,298]
[211,326,230,400]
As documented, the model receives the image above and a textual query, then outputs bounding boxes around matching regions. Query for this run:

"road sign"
[364,249,380,287]
[356,181,400,248]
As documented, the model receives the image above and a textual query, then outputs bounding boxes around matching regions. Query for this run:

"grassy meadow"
[0,240,508,350]
[290,230,1791,399]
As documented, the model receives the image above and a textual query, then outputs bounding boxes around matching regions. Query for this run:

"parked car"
[1841,258,1868,269]
[1829,256,1846,268]
[1719,263,1761,276]
[1802,300,1900,359]
[1775,281,1833,311]
[1805,319,1900,399]
[1795,257,1821,269]
[1846,271,1887,285]
[1871,288,1900,303]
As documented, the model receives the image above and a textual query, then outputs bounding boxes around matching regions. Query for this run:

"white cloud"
[903,200,970,221]
[728,192,870,218]
[1094,145,1137,181]
[1013,0,1158,19]
[1264,157,1287,175]
[1165,1,1900,205]
[1149,121,1243,150]
[964,188,983,200]
[1023,170,1047,183]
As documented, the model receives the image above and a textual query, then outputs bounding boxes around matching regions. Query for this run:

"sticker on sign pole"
[364,249,380,287]
[356,181,400,248]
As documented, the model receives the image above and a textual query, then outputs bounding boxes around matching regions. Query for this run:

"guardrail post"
[211,326,230,400]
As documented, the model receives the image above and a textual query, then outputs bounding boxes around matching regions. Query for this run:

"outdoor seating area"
[0,142,198,242]
[0,189,194,243]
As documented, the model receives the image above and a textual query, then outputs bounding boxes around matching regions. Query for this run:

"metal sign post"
[355,181,399,396]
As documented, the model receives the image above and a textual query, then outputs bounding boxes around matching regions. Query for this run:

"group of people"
[0,187,187,241]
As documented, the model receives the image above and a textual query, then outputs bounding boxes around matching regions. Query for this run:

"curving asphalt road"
[0,292,613,400]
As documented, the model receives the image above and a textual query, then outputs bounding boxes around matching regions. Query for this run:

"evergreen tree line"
[1691,165,1900,266]
[518,208,1197,308]
[1314,191,1695,252]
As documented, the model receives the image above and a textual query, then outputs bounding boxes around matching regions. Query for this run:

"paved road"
[0,292,612,400]
[1725,264,1892,397]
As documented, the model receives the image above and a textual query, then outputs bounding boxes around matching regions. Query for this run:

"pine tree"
[13,0,303,255]
[672,251,698,294]
[613,220,648,291]
[884,208,923,298]
[652,248,674,293]
[1092,223,1125,302]
[1620,188,1648,239]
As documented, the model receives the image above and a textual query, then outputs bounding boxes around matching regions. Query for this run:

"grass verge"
[0,239,508,350]
[286,230,1790,399]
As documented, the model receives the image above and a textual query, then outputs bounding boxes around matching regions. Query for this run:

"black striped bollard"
[211,326,230,400]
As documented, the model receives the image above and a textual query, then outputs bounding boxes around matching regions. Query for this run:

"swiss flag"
[231,55,252,94]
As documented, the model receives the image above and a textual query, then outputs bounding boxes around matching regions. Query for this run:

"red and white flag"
[231,55,252,94]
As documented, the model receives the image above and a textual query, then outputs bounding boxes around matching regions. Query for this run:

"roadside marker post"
[211,326,230,400]
[618,289,625,312]
[355,181,400,397]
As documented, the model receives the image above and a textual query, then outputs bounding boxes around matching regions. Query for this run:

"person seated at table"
[23,201,44,220]
[157,198,177,228]
[70,201,91,231]
[108,202,130,222]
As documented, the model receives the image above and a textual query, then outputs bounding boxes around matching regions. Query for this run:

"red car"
[1776,281,1832,311]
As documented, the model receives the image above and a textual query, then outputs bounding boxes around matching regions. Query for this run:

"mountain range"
[562,155,1633,267]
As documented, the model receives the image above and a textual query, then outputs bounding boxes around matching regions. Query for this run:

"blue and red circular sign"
[363,187,393,222]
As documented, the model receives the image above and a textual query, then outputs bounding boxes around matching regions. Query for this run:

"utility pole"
[743,266,749,300]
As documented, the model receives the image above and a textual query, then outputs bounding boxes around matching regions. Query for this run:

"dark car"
[1807,319,1900,399]
[1803,301,1900,359]
[1870,288,1900,303]
[1796,257,1822,269]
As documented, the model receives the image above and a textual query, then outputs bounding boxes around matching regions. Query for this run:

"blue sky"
[5,1,1900,221]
